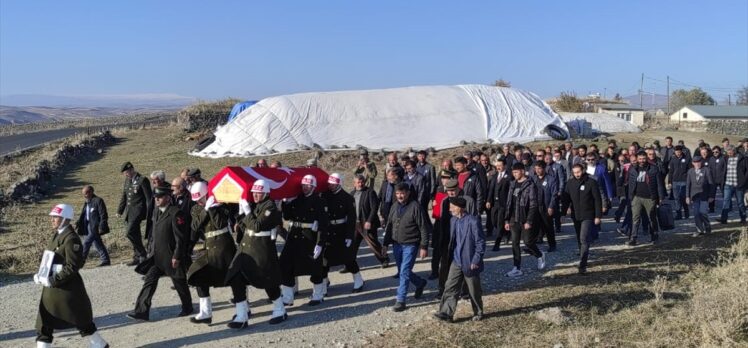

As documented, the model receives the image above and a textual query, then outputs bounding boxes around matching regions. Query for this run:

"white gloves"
[205,196,216,211]
[345,239,352,248]
[270,228,277,241]
[311,220,319,232]
[313,245,323,259]
[34,274,52,287]
[239,199,251,215]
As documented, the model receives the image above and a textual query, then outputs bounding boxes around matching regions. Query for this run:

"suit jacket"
[686,167,715,200]
[447,214,485,277]
[708,155,727,185]
[404,171,429,209]
[117,173,152,223]
[151,205,189,278]
[415,161,437,196]
[350,187,381,232]
[75,195,109,236]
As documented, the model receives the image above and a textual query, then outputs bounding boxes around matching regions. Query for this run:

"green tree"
[613,93,623,102]
[736,86,748,105]
[670,88,715,111]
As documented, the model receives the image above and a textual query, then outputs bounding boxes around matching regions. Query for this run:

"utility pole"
[640,73,644,109]
[666,75,670,115]
[728,94,732,105]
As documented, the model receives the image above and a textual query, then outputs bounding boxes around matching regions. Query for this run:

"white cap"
[327,173,342,185]
[190,181,209,201]
[49,204,74,220]
[251,179,271,193]
[301,174,317,187]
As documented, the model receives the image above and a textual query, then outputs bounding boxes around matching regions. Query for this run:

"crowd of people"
[32,136,748,347]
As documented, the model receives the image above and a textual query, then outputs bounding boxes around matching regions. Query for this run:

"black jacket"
[350,187,381,232]
[563,174,602,221]
[737,154,748,190]
[503,178,537,225]
[384,199,431,248]
[76,194,109,235]
[404,171,429,209]
[668,155,692,183]
[151,205,190,278]
[628,163,666,201]
[708,155,727,185]
[415,161,437,196]
[458,170,485,211]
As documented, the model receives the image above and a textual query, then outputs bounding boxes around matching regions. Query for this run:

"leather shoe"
[126,312,149,321]
[433,312,452,322]
[177,308,194,317]
[391,302,406,312]
[414,282,426,299]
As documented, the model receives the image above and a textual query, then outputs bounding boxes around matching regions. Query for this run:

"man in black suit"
[127,183,193,321]
[487,158,511,251]
[76,185,110,267]
[117,162,152,266]
[349,174,389,269]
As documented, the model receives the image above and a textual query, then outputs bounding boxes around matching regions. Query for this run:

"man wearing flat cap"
[433,196,485,322]
[686,156,714,236]
[117,162,152,266]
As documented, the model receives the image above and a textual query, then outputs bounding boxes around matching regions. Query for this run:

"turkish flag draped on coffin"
[208,166,330,204]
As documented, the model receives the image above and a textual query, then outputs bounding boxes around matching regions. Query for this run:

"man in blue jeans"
[720,146,748,224]
[384,183,431,312]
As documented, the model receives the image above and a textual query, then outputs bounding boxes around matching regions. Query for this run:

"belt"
[289,221,314,229]
[329,217,347,225]
[246,229,272,237]
[205,227,229,239]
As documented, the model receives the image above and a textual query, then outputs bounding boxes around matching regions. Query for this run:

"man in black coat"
[487,158,511,251]
[349,174,388,269]
[708,146,727,213]
[503,163,546,277]
[404,160,429,211]
[562,164,602,274]
[127,183,193,321]
[117,161,152,266]
[76,185,110,267]
[322,173,364,293]
[454,157,485,210]
[628,151,666,245]
[379,166,405,228]
[668,145,692,220]
[416,150,438,198]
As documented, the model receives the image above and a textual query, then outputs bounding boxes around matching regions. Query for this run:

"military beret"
[445,179,459,191]
[449,197,466,209]
[121,161,134,172]
[187,167,201,177]
[692,156,703,163]
[153,182,172,197]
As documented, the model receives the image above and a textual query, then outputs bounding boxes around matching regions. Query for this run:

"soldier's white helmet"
[190,181,209,201]
[327,173,343,185]
[301,174,317,187]
[251,179,271,193]
[49,203,74,220]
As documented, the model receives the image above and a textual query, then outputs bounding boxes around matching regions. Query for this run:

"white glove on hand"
[313,245,323,259]
[345,239,352,248]
[205,196,216,211]
[33,274,40,285]
[239,199,251,215]
[271,228,278,241]
[311,220,319,232]
[40,276,52,287]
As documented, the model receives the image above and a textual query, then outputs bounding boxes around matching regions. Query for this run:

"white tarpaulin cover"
[559,112,641,134]
[194,84,568,158]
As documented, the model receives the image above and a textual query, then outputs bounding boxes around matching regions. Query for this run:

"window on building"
[626,113,631,121]
[682,112,688,119]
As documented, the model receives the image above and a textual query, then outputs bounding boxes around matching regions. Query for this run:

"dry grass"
[0,126,738,276]
[370,226,748,348]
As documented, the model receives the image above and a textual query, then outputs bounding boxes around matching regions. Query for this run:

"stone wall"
[2,131,115,204]
[176,99,239,132]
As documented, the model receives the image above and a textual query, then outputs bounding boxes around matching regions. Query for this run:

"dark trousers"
[438,263,483,318]
[134,266,192,316]
[672,181,689,217]
[631,196,659,242]
[37,320,96,344]
[510,222,542,268]
[692,199,711,234]
[125,218,147,260]
[536,210,557,248]
[280,264,324,286]
[573,219,593,270]
[82,230,110,263]
[552,210,562,234]
[226,277,281,302]
[614,196,628,221]
[352,225,387,264]
[324,258,360,277]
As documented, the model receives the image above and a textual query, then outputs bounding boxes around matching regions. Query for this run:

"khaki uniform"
[117,173,152,260]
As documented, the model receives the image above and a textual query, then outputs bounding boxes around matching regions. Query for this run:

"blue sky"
[1,0,746,103]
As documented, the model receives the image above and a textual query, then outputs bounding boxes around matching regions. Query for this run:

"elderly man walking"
[433,197,485,322]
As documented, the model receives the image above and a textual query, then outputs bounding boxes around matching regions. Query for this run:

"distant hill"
[0,93,197,108]
[0,105,177,125]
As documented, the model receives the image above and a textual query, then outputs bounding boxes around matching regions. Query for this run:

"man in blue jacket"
[434,197,485,322]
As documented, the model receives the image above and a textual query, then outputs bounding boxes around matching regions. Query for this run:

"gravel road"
[0,203,739,348]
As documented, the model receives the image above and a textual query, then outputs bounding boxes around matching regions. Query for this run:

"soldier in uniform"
[117,161,152,266]
[279,174,329,306]
[127,183,193,321]
[353,149,378,188]
[34,204,109,348]
[321,173,365,293]
[225,180,288,328]
[185,182,236,325]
